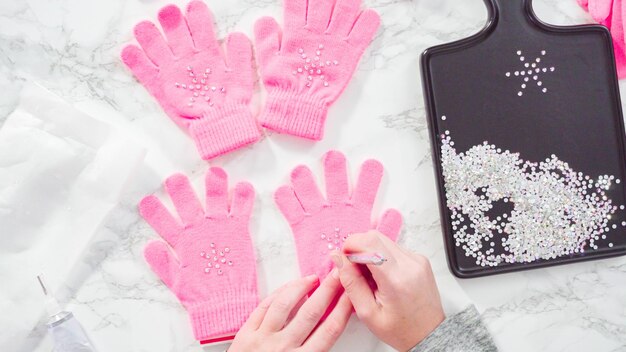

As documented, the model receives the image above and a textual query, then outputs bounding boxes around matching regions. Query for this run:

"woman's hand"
[331,231,445,351]
[229,270,352,352]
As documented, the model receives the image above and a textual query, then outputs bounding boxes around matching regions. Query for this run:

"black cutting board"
[421,0,626,277]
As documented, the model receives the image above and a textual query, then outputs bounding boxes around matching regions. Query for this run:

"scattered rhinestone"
[200,243,234,275]
[320,228,353,254]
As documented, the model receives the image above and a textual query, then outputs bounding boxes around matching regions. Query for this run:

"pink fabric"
[611,0,626,78]
[254,0,381,140]
[139,168,258,341]
[275,150,403,279]
[577,0,626,78]
[122,1,261,160]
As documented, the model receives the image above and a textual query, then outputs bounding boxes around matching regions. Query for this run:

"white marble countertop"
[2,0,626,351]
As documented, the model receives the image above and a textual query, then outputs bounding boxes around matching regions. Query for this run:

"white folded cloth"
[0,83,144,350]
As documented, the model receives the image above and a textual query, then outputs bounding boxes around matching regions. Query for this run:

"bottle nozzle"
[37,273,63,317]
[37,274,49,296]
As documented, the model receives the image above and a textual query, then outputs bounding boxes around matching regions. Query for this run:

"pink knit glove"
[577,0,626,78]
[122,1,261,160]
[254,0,381,140]
[275,151,403,279]
[139,168,258,342]
[578,0,612,26]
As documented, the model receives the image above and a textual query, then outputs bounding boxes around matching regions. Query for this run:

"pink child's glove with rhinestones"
[275,151,403,279]
[122,1,261,160]
[139,168,258,342]
[254,0,381,140]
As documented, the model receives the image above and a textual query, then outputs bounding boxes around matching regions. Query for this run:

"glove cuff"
[189,103,261,160]
[187,286,259,341]
[260,90,329,140]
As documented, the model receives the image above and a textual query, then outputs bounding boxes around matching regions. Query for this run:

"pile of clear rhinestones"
[440,131,621,267]
[320,228,351,254]
[292,44,339,88]
[174,66,226,107]
[200,242,233,275]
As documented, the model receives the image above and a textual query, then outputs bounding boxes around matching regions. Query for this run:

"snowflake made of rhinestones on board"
[505,50,555,97]
[439,124,623,267]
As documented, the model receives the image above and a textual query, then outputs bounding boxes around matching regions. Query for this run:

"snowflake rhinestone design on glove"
[121,1,261,160]
[275,151,403,279]
[254,0,381,140]
[139,167,258,341]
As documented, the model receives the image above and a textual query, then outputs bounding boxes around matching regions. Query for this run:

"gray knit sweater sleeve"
[409,305,497,352]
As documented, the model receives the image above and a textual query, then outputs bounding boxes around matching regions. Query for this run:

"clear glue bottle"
[37,275,98,352]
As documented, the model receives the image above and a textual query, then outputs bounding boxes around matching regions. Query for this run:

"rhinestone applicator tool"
[346,252,387,266]
[421,0,626,277]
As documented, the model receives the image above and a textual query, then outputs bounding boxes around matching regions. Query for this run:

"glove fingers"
[225,32,252,71]
[306,0,334,32]
[291,165,326,213]
[144,240,180,290]
[121,44,160,86]
[323,150,349,204]
[589,0,613,24]
[134,21,174,66]
[284,0,307,31]
[621,0,626,43]
[231,182,255,219]
[165,174,205,224]
[158,4,195,58]
[351,159,383,211]
[346,9,381,51]
[139,195,182,246]
[376,209,403,242]
[205,167,229,218]
[609,0,622,45]
[254,17,282,70]
[186,0,222,57]
[327,0,362,36]
[225,32,254,98]
[275,185,306,225]
[578,0,589,10]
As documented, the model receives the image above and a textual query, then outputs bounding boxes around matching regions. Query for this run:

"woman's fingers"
[301,292,353,352]
[341,231,401,295]
[283,269,343,344]
[241,290,280,331]
[259,275,319,331]
[331,252,379,322]
[376,229,415,259]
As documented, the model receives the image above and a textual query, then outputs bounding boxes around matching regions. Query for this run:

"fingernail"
[331,267,339,279]
[305,274,318,281]
[330,253,343,269]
